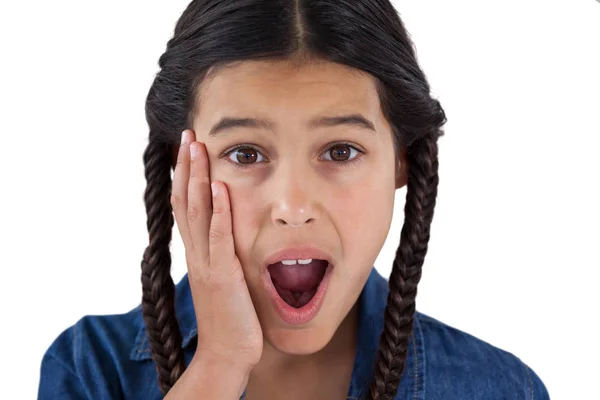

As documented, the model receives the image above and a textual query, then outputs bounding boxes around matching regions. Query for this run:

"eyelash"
[222,142,365,170]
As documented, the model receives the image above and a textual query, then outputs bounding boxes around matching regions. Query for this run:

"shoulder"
[38,305,163,399]
[45,305,143,360]
[414,311,549,400]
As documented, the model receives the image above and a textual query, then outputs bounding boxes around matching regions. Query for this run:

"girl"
[38,0,549,399]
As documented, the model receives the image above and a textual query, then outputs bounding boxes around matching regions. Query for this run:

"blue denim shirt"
[38,267,549,399]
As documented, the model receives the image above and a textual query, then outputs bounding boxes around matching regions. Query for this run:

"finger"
[187,139,212,265]
[208,181,237,276]
[171,129,194,251]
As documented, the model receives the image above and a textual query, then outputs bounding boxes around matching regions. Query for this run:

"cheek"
[331,178,394,249]
[328,176,394,301]
[228,188,262,266]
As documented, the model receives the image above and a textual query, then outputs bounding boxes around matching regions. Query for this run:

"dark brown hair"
[140,0,446,398]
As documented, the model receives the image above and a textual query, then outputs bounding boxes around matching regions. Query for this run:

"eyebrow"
[208,113,377,137]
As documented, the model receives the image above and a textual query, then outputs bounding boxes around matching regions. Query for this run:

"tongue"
[268,260,328,292]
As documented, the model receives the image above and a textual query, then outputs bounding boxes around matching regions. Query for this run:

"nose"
[274,207,313,228]
[269,163,318,228]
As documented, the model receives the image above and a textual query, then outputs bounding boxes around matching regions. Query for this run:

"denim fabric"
[38,267,549,399]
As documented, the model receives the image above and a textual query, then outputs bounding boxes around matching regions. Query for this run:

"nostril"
[284,218,313,227]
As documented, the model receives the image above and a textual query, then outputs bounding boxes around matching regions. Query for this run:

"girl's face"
[189,59,407,356]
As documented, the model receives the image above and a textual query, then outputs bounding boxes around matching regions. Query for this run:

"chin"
[263,323,335,355]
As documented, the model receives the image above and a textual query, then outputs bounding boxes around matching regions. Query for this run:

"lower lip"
[263,262,333,326]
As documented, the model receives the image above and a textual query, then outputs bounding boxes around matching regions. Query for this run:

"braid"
[366,134,440,400]
[140,140,186,395]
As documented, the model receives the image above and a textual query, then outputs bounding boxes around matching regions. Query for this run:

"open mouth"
[267,259,328,308]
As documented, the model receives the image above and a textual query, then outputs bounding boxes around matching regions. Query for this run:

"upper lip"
[263,245,334,268]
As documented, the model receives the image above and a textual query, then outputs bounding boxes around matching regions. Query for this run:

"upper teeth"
[281,259,312,265]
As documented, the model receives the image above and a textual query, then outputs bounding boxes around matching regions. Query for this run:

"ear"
[395,145,408,189]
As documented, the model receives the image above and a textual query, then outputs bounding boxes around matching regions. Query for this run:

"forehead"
[195,60,383,126]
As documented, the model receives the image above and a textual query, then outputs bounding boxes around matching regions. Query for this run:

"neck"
[246,301,360,397]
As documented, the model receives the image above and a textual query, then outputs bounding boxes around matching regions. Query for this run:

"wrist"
[191,350,254,377]
[164,352,252,399]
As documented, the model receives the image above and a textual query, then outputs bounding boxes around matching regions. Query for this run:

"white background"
[1,0,598,398]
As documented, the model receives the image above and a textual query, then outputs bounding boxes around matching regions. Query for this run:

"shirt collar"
[130,268,425,399]
[345,267,425,399]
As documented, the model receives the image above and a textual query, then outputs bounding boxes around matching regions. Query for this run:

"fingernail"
[181,130,188,146]
[190,143,198,160]
[211,182,219,198]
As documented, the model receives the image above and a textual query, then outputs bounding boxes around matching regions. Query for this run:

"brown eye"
[236,148,257,164]
[227,147,264,165]
[328,144,351,161]
[323,143,361,163]
[224,142,363,170]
